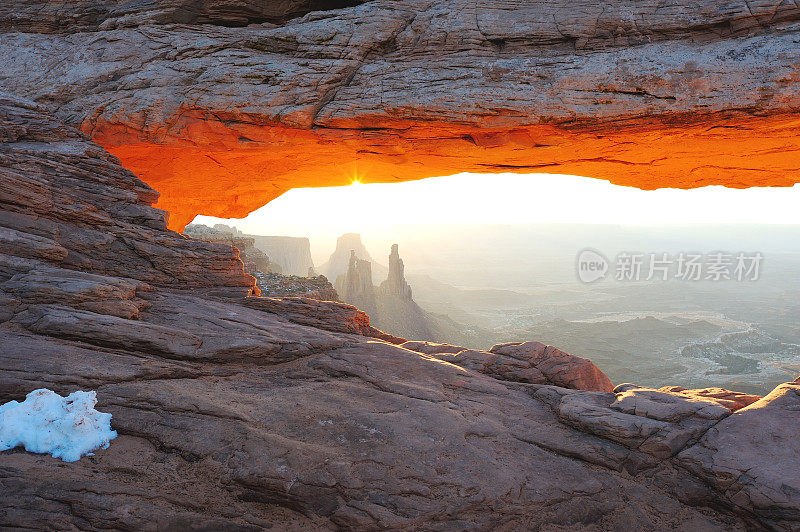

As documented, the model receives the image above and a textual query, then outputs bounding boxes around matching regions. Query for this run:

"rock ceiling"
[2,0,798,228]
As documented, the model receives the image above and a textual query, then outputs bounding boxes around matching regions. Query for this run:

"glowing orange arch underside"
[95,112,800,231]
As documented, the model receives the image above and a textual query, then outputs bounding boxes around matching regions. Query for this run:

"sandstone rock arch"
[2,85,798,531]
[2,0,799,229]
[3,0,800,521]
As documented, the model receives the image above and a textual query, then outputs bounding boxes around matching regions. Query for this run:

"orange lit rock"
[102,114,800,230]
[1,0,799,229]
[658,386,763,412]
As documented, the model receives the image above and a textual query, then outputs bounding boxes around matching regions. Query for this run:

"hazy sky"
[194,172,800,236]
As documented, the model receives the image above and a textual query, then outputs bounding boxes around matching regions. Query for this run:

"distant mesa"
[247,235,314,277]
[185,224,337,300]
[320,233,387,284]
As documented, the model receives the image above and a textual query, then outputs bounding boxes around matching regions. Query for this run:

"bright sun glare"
[194,172,800,242]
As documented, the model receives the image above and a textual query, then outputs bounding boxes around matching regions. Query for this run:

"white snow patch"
[0,389,117,462]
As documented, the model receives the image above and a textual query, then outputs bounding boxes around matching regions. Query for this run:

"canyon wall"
[185,228,277,275]
[185,224,344,298]
[1,0,799,228]
[247,235,315,277]
[186,223,317,278]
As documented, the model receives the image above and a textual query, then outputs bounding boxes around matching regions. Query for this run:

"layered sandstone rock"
[0,92,255,294]
[1,1,799,228]
[491,341,615,392]
[532,384,732,463]
[0,0,370,32]
[240,295,403,344]
[399,341,465,355]
[255,273,340,300]
[184,224,341,299]
[403,340,615,392]
[677,382,800,528]
[186,231,276,276]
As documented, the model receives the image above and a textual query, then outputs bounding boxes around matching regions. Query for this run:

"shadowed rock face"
[1,0,800,228]
[3,91,800,530]
[0,93,255,293]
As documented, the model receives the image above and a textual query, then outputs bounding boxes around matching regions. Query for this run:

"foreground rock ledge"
[1,0,800,228]
[1,93,799,530]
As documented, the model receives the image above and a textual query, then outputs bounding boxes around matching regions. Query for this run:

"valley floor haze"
[193,173,800,395]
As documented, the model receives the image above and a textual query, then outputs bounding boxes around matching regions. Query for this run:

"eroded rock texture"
[0,92,255,293]
[677,382,800,529]
[403,340,615,391]
[2,91,799,530]
[1,1,799,228]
